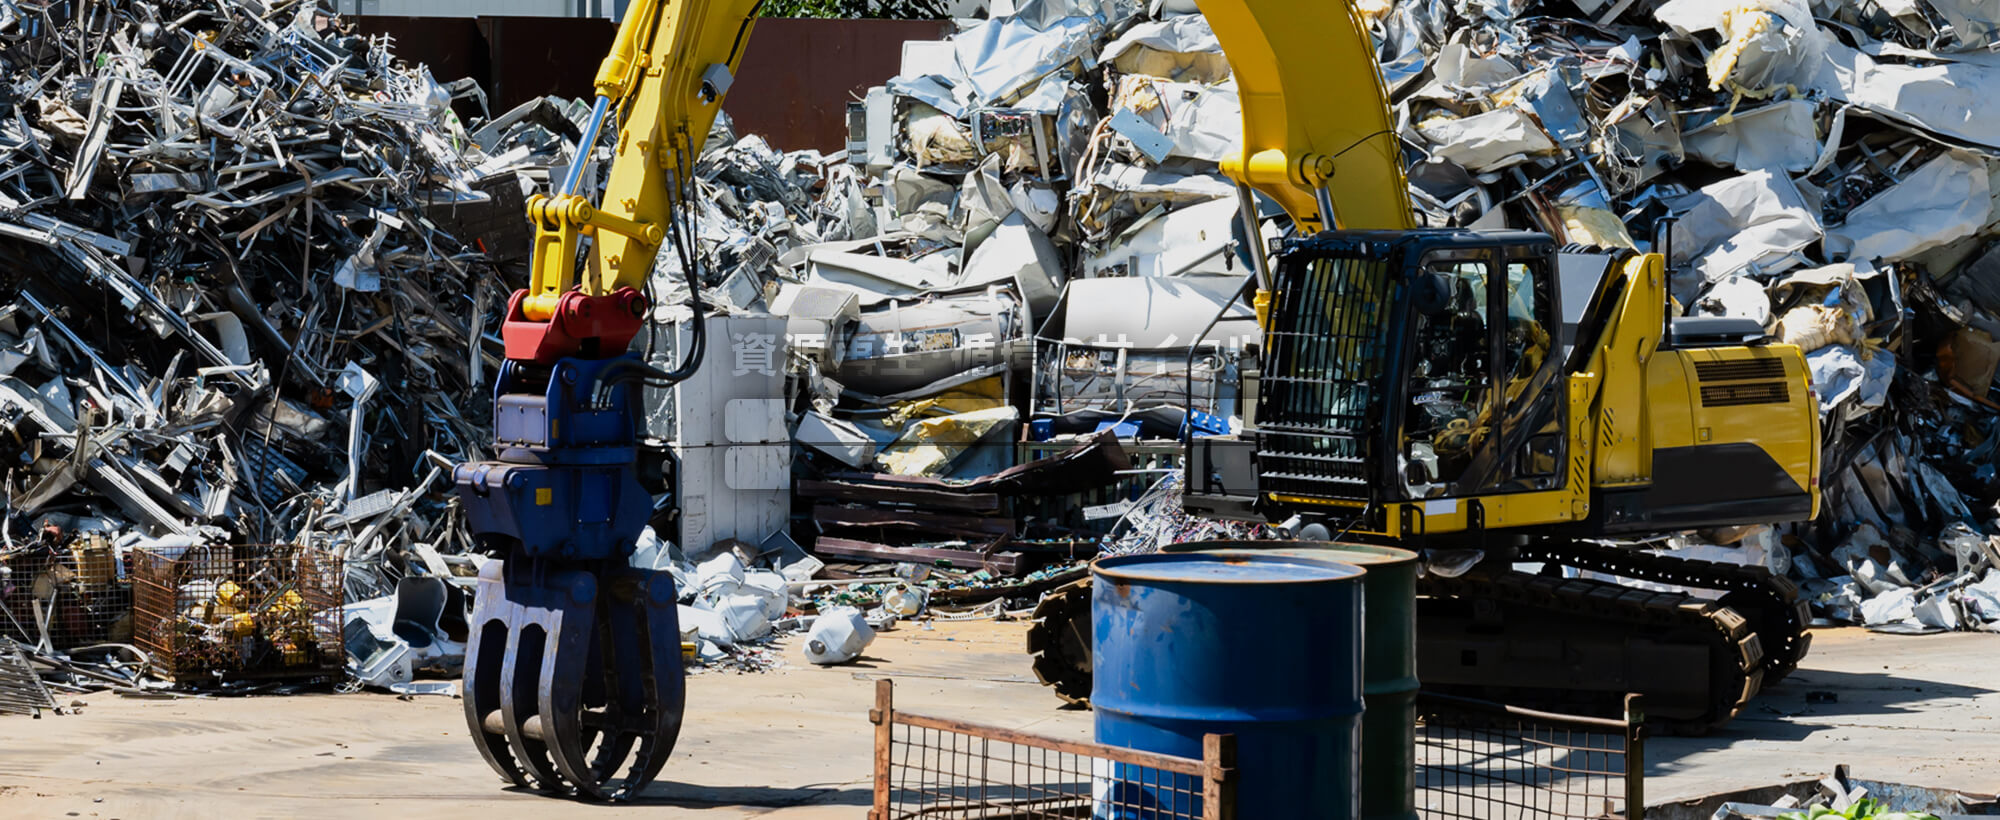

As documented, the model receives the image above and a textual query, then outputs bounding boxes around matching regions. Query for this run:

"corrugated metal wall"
[350,17,951,151]
[728,19,954,151]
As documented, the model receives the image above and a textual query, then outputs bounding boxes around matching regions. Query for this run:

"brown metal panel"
[813,536,1024,575]
[811,501,1016,538]
[348,16,490,115]
[795,479,1003,513]
[350,17,947,152]
[477,16,617,112]
[725,19,952,152]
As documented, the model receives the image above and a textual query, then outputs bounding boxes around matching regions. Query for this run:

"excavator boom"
[1200,0,1413,233]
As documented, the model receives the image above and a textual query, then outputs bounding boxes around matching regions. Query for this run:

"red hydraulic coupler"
[501,287,648,364]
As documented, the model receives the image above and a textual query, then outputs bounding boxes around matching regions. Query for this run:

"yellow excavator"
[1028,2,1821,733]
[452,0,1822,801]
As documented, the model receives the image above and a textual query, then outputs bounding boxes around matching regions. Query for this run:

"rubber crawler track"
[1027,540,1808,734]
[1419,561,1764,735]
[1515,540,1811,683]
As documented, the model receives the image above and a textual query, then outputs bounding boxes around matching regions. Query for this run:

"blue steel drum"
[1091,552,1366,819]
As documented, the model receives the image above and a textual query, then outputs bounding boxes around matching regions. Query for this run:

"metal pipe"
[559,95,613,197]
[1161,241,1233,279]
[1314,183,1340,234]
[1179,269,1258,442]
[1625,694,1646,820]
[1233,182,1271,292]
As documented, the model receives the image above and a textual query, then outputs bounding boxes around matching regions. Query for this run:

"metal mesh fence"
[0,537,133,651]
[870,681,1643,820]
[1415,692,1644,820]
[871,680,1232,820]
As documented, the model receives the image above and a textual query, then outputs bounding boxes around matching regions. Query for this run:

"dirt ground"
[3,622,1997,819]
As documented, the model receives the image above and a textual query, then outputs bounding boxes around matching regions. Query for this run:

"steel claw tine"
[463,601,528,788]
[499,605,567,793]
[541,570,605,799]
[622,570,687,795]
[585,596,641,787]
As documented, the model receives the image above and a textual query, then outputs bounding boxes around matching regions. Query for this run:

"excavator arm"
[1199,0,1414,234]
[506,0,763,362]
[1195,0,1413,327]
[453,0,762,801]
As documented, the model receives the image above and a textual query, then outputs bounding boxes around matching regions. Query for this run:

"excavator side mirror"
[1413,271,1455,317]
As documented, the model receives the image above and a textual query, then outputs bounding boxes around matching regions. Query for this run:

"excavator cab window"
[1399,247,1564,498]
[1403,258,1495,496]
[1490,257,1563,491]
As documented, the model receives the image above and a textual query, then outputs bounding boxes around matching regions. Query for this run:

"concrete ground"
[1,622,1994,819]
[1647,628,2000,807]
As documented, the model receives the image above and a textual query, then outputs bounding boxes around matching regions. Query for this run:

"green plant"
[1778,799,1941,820]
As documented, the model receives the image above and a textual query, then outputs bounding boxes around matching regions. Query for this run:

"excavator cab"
[1188,229,1572,530]
[1177,228,1819,729]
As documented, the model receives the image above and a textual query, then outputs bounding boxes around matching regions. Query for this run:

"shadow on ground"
[1643,664,2000,773]
[1755,665,1997,718]
[506,783,874,809]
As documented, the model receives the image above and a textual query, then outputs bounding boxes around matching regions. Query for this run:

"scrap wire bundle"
[1100,472,1283,556]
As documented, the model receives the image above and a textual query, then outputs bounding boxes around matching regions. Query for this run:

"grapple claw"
[456,353,684,801]
[464,561,528,789]
[461,558,684,800]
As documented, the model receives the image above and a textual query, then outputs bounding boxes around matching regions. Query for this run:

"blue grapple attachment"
[453,353,685,800]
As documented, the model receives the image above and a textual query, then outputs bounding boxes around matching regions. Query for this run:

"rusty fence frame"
[1415,692,1646,820]
[869,679,1237,820]
[867,678,1642,820]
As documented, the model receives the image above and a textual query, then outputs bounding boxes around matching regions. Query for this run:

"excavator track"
[1026,578,1094,705]
[1029,541,1807,734]
[1515,540,1812,683]
[1417,561,1763,735]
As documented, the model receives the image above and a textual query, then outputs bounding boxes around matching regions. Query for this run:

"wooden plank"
[870,679,893,819]
[1204,733,1237,820]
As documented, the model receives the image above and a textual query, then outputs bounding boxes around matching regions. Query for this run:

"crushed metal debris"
[7,0,2000,700]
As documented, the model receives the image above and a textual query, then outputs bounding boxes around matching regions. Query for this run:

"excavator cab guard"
[1188,229,1571,528]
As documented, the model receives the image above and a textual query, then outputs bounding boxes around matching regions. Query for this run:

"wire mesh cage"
[1415,692,1645,820]
[0,534,134,651]
[131,544,344,686]
[870,679,1234,820]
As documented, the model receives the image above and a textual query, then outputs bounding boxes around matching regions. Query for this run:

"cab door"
[1396,246,1564,500]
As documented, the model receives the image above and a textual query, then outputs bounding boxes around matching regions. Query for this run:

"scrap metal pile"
[11,0,2000,695]
[0,0,565,688]
[670,0,2000,635]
